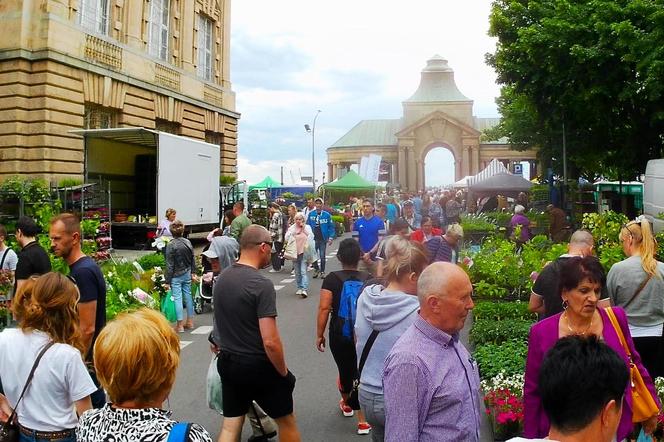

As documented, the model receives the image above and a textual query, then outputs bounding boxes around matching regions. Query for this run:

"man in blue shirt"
[307,197,335,278]
[353,199,385,274]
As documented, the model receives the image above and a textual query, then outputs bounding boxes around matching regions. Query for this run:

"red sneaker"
[357,422,372,435]
[339,399,354,417]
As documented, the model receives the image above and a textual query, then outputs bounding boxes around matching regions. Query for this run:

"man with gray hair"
[382,262,480,442]
[529,229,608,318]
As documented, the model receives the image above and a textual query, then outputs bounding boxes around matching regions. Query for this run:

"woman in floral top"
[76,308,213,442]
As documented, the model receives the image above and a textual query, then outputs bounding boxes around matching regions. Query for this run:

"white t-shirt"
[0,246,18,271]
[0,329,97,431]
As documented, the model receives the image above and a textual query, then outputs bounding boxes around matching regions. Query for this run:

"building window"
[84,105,117,129]
[205,131,223,147]
[79,0,110,35]
[197,15,214,81]
[155,119,180,134]
[148,0,170,61]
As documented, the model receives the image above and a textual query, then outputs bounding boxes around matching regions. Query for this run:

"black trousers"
[271,241,283,270]
[633,335,664,379]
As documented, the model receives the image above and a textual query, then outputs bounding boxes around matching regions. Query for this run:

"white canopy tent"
[467,159,511,186]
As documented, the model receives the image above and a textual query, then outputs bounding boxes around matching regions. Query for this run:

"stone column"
[398,146,407,189]
[472,145,480,175]
[407,148,417,191]
[125,0,145,49]
[327,162,334,182]
[462,146,471,177]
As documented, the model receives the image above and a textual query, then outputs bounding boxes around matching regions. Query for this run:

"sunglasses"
[254,241,273,248]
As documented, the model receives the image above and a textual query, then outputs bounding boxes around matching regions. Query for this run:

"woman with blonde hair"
[164,220,197,332]
[0,273,96,442]
[353,237,429,441]
[157,208,177,238]
[607,216,664,378]
[76,308,213,441]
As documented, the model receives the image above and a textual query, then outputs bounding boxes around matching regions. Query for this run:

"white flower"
[480,372,525,396]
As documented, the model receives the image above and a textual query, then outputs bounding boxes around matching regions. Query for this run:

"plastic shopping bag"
[160,290,177,323]
[207,356,223,413]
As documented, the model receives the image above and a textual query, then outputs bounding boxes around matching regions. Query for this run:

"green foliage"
[487,0,664,180]
[470,319,533,346]
[473,301,535,322]
[657,232,664,262]
[303,192,316,201]
[461,214,498,233]
[58,178,82,188]
[474,280,509,299]
[137,253,166,271]
[474,340,528,380]
[80,219,100,238]
[0,176,51,203]
[219,175,236,186]
[280,192,297,199]
[482,211,512,227]
[581,211,628,247]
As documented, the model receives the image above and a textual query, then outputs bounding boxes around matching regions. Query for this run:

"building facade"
[327,56,538,190]
[0,0,238,182]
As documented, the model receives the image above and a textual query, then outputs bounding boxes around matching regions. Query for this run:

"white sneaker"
[268,269,279,273]
[300,290,308,298]
[295,289,303,296]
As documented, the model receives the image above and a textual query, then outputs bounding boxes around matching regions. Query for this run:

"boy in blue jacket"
[307,197,335,278]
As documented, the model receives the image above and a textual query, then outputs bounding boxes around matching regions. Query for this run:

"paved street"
[166,238,492,441]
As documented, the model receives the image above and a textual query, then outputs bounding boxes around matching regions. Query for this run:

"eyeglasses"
[254,241,273,248]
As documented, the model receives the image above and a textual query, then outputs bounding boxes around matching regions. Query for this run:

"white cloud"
[231,0,500,185]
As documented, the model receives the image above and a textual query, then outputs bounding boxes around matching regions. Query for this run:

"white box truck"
[644,159,664,233]
[72,128,220,248]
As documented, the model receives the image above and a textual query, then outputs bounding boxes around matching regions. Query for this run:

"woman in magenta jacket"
[524,256,660,440]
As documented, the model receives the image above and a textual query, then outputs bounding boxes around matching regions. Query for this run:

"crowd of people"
[0,190,662,442]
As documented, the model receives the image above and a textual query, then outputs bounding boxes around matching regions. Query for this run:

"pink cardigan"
[524,307,661,440]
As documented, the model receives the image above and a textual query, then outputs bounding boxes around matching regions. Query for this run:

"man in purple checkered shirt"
[382,262,480,442]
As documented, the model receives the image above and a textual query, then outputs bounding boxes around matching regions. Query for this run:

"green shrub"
[220,175,236,186]
[461,214,497,233]
[137,253,166,270]
[58,178,82,188]
[470,319,533,346]
[474,340,528,380]
[473,302,535,321]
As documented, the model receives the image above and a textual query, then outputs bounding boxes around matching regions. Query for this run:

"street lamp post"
[304,110,321,192]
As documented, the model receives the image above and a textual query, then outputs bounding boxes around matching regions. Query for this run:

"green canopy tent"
[319,170,381,203]
[249,176,281,190]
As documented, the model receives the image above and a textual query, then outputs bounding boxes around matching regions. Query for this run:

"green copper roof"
[329,119,401,149]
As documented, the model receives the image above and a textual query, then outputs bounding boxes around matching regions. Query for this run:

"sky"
[230,0,501,187]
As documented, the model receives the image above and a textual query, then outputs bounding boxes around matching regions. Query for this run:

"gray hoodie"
[354,284,420,394]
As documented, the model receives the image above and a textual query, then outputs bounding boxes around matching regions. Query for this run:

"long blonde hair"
[620,219,660,277]
[12,272,85,355]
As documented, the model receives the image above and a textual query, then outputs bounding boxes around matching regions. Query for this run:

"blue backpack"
[337,276,365,339]
[167,423,191,442]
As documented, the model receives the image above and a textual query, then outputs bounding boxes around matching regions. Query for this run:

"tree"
[487,0,664,180]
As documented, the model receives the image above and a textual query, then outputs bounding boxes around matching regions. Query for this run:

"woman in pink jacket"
[524,256,660,440]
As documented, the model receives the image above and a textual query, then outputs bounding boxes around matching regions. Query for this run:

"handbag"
[0,341,54,442]
[605,307,660,423]
[206,355,223,413]
[283,236,298,261]
[346,330,379,410]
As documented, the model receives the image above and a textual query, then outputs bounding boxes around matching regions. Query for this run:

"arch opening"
[424,147,455,188]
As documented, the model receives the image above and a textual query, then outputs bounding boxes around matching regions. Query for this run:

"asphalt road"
[166,238,493,441]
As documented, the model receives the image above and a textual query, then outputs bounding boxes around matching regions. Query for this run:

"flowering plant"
[150,266,168,298]
[482,372,525,440]
[152,236,171,251]
[0,269,13,299]
[129,287,157,309]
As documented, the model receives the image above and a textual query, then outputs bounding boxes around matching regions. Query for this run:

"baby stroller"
[194,246,216,314]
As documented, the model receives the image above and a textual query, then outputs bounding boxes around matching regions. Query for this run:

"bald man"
[382,263,481,442]
[529,230,608,319]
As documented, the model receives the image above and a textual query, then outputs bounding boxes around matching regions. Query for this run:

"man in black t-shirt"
[14,216,51,291]
[529,230,607,319]
[49,213,106,408]
[214,225,301,441]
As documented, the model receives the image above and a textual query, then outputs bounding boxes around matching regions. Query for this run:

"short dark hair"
[224,209,235,224]
[239,225,270,250]
[336,238,362,267]
[559,256,605,296]
[233,201,245,211]
[390,218,409,235]
[421,216,432,226]
[269,202,280,210]
[50,213,81,235]
[16,216,41,237]
[0,224,6,239]
[362,198,374,207]
[539,335,627,433]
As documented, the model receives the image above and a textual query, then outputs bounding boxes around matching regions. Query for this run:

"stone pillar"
[472,146,480,175]
[407,148,417,191]
[398,147,407,189]
[327,162,334,182]
[125,0,145,49]
[462,146,471,177]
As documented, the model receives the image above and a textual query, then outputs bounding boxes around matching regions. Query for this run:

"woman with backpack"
[316,238,371,435]
[353,237,429,442]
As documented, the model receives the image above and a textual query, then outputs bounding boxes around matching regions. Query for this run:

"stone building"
[326,55,538,190]
[0,0,238,182]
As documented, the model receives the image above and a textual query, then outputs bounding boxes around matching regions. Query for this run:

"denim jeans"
[171,270,193,321]
[294,253,308,290]
[313,239,327,273]
[359,388,385,442]
[19,429,75,442]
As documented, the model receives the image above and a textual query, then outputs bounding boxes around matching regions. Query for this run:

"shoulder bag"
[0,341,54,442]
[346,330,379,410]
[623,274,653,310]
[167,422,191,442]
[605,307,660,423]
